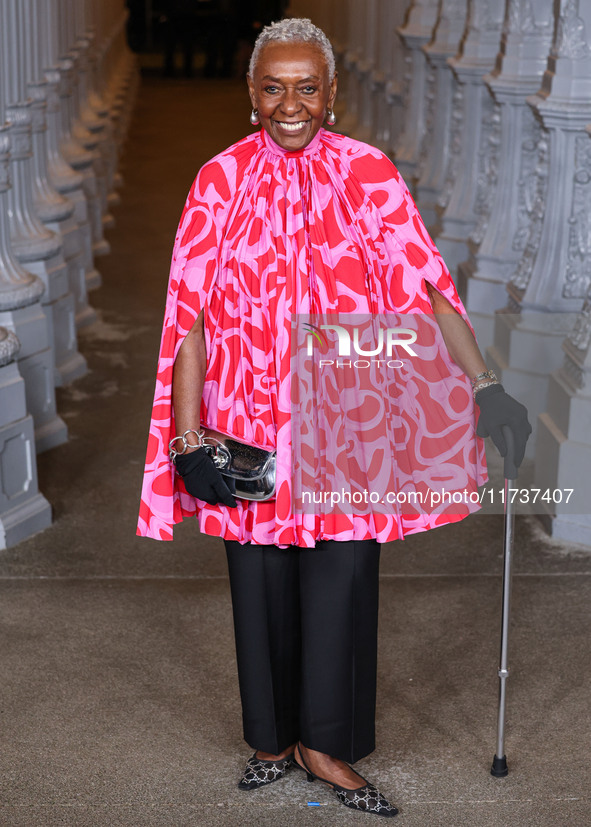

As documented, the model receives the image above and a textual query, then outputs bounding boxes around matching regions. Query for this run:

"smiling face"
[247,41,337,152]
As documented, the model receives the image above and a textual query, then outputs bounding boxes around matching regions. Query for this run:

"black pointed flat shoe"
[293,744,398,817]
[237,750,295,790]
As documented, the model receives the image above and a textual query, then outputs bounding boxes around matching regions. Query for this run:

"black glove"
[475,383,532,469]
[175,447,238,507]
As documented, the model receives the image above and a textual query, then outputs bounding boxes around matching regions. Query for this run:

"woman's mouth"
[274,120,310,133]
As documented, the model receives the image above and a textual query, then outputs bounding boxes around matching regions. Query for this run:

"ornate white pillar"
[2,0,63,295]
[0,128,45,313]
[0,327,52,548]
[84,0,120,209]
[369,0,412,153]
[0,0,67,450]
[42,0,100,321]
[0,0,67,452]
[72,1,116,241]
[488,0,591,457]
[394,0,440,188]
[97,0,140,175]
[57,0,110,266]
[385,0,415,158]
[516,0,591,312]
[433,0,506,274]
[369,0,390,150]
[24,0,87,387]
[327,0,350,124]
[457,0,555,349]
[339,0,368,136]
[415,0,469,229]
[353,0,378,143]
[535,286,591,545]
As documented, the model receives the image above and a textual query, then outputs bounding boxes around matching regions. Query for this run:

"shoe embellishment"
[336,782,399,816]
[238,752,294,790]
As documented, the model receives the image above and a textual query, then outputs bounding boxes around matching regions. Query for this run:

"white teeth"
[277,121,308,132]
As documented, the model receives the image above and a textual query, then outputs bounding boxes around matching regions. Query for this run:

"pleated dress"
[137,127,488,547]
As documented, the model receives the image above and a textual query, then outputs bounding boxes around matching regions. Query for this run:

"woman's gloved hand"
[475,383,532,468]
[175,447,238,507]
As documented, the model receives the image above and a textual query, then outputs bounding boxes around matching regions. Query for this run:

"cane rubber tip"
[491,754,508,777]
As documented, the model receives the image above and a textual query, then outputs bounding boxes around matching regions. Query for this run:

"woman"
[138,18,531,818]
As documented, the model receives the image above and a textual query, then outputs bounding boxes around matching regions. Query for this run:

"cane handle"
[502,425,517,481]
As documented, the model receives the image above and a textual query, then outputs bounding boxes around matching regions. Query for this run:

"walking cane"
[491,425,517,778]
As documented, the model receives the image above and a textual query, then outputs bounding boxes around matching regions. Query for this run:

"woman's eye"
[301,86,317,94]
[264,86,279,93]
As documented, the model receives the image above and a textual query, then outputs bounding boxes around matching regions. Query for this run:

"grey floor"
[1,77,590,827]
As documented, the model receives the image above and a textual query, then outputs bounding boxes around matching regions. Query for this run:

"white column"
[353,0,378,143]
[97,0,140,182]
[82,0,120,213]
[370,0,412,153]
[82,0,117,204]
[0,0,68,452]
[72,3,116,241]
[385,0,415,159]
[488,0,591,457]
[0,327,52,548]
[327,0,348,124]
[433,0,506,274]
[57,0,110,266]
[394,0,440,188]
[414,0,469,229]
[2,0,63,281]
[368,0,389,150]
[25,0,87,387]
[535,284,591,545]
[457,0,555,349]
[42,0,100,321]
[339,0,367,136]
[0,128,45,312]
[515,0,591,312]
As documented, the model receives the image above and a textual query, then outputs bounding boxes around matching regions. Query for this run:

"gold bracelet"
[471,369,498,389]
[473,380,500,398]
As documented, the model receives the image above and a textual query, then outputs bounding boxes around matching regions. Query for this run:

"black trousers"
[224,538,381,764]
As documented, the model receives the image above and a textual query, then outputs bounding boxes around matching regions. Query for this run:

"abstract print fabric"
[137,127,488,546]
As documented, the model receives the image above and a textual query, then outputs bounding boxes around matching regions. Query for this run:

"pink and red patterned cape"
[137,127,488,546]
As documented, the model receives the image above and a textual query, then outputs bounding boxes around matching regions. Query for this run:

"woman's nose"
[281,88,302,114]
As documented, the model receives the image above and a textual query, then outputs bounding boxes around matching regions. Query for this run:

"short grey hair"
[249,18,336,82]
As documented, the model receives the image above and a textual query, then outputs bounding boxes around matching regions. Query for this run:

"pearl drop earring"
[326,109,336,126]
[250,109,260,125]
